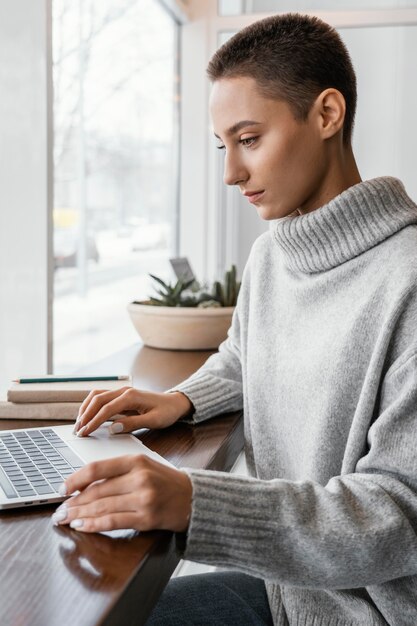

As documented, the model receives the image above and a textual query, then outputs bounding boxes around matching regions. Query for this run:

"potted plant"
[127,265,240,350]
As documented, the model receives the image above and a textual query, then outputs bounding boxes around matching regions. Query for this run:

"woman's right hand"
[73,387,194,437]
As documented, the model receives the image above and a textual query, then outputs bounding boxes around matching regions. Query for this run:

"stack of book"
[0,375,131,421]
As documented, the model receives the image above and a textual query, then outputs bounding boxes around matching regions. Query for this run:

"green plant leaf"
[172,279,185,300]
[149,274,170,291]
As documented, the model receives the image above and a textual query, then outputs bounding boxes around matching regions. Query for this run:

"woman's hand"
[74,387,193,437]
[51,454,193,534]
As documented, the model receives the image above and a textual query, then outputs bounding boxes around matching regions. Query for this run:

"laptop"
[0,423,172,510]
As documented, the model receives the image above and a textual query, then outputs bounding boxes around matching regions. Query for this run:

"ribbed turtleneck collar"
[272,177,417,274]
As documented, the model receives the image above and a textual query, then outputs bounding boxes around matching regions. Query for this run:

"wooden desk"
[0,344,243,626]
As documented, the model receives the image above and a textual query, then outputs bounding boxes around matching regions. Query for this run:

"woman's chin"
[256,204,286,221]
[255,203,274,220]
[256,202,300,221]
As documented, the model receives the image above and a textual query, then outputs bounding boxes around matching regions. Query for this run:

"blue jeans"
[145,571,274,625]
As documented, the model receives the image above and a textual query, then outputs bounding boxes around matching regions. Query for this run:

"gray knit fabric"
[173,177,417,626]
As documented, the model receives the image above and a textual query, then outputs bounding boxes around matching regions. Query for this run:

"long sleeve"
[183,348,417,589]
[169,262,251,423]
[171,308,243,423]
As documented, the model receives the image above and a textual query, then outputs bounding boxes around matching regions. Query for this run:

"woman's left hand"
[51,454,193,533]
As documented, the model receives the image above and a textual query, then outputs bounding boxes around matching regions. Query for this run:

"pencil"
[13,375,131,384]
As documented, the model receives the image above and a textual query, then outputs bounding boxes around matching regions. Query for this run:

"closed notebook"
[7,378,132,404]
[0,401,128,421]
[0,401,81,420]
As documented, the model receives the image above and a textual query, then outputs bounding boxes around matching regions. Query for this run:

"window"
[53,0,179,373]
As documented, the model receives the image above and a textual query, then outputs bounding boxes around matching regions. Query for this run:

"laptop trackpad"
[53,424,173,467]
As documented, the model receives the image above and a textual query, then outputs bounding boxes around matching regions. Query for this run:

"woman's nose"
[223,152,248,186]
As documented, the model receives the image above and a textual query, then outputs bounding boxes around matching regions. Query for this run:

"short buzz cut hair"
[207,13,357,145]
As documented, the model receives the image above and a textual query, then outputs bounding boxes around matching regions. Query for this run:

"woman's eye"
[240,137,257,147]
[216,144,226,150]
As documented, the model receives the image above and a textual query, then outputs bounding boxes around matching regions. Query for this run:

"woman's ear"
[314,88,346,140]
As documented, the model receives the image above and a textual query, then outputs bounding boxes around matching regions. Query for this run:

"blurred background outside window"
[53,0,179,373]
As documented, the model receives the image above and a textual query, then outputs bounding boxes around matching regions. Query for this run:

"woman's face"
[210,76,334,220]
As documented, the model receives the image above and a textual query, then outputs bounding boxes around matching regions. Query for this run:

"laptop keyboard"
[0,429,84,499]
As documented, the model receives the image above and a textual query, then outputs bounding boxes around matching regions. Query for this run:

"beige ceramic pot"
[127,301,235,350]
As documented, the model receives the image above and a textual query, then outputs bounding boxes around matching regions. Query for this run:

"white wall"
[0,0,52,395]
[343,25,417,201]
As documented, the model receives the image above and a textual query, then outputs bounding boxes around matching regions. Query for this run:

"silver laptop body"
[0,423,170,510]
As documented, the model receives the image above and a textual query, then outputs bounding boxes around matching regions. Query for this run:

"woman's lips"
[243,190,265,204]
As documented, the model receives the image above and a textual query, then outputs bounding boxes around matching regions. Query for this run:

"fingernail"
[58,482,67,496]
[109,422,123,434]
[72,417,81,435]
[77,425,87,437]
[70,519,84,529]
[52,506,68,525]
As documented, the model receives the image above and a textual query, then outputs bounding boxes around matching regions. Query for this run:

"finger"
[74,389,108,433]
[77,389,106,417]
[78,387,131,420]
[64,471,136,506]
[53,493,137,526]
[76,389,120,422]
[77,388,135,436]
[62,455,139,496]
[75,388,129,433]
[68,512,141,533]
[106,410,159,435]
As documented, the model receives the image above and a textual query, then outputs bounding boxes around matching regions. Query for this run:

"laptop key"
[34,484,54,495]
[1,461,18,472]
[59,470,74,478]
[55,463,71,474]
[11,479,30,486]
[0,466,18,498]
[49,479,64,487]
[16,485,33,494]
[17,490,37,497]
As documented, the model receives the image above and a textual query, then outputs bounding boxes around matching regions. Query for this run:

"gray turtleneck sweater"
[173,177,417,626]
